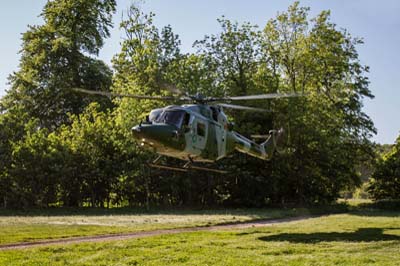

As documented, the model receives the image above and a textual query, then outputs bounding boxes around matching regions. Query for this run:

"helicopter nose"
[132,125,143,139]
[131,124,178,145]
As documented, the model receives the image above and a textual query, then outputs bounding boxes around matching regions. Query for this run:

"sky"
[0,0,399,144]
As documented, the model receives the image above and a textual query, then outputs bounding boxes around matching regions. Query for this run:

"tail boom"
[229,129,284,160]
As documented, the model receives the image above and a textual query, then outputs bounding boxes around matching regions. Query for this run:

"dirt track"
[0,215,316,251]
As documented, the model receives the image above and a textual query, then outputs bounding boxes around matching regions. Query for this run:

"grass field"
[0,205,399,266]
[0,208,309,245]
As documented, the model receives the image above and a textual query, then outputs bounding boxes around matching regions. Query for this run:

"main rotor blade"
[72,88,178,101]
[214,92,303,101]
[217,103,270,112]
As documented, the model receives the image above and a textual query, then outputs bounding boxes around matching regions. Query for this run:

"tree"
[10,128,64,208]
[0,2,377,208]
[192,2,376,205]
[0,105,34,208]
[57,103,139,207]
[368,136,400,200]
[3,0,116,128]
[256,3,375,204]
[112,4,184,130]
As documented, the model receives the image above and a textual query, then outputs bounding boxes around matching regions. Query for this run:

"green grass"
[0,208,309,245]
[1,210,399,265]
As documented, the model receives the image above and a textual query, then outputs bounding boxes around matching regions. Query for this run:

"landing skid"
[149,156,227,174]
[185,165,227,174]
[148,163,188,172]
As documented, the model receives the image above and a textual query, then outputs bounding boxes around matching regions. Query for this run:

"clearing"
[0,208,310,245]
[0,205,399,266]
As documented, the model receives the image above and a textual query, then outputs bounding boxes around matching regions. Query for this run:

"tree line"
[0,0,394,208]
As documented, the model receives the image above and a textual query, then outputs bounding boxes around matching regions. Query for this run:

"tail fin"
[261,128,284,158]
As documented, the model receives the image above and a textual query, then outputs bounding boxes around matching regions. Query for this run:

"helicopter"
[74,88,300,173]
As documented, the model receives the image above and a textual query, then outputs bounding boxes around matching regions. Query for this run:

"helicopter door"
[192,119,208,151]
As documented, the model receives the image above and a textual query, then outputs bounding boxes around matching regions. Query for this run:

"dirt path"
[0,215,317,251]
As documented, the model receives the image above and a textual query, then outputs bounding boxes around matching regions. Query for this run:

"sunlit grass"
[337,198,372,206]
[0,208,309,245]
[1,211,399,266]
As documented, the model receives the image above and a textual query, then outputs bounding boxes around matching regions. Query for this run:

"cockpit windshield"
[148,108,163,122]
[154,110,186,128]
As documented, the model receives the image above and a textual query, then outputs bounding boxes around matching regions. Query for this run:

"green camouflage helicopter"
[75,88,299,173]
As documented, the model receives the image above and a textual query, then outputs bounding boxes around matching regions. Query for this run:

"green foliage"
[3,0,116,128]
[194,17,261,96]
[0,105,35,208]
[10,127,62,207]
[189,2,375,205]
[368,136,400,200]
[375,143,394,157]
[43,0,116,55]
[55,103,139,207]
[0,103,140,208]
[0,2,380,208]
[112,4,183,131]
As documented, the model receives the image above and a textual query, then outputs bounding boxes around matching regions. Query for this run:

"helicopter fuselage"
[132,104,277,162]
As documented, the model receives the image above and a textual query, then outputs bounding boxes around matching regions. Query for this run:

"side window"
[210,106,218,121]
[197,122,206,137]
[183,113,191,133]
[183,113,190,126]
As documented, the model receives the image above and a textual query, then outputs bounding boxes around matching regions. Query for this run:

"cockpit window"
[155,110,186,128]
[149,109,163,122]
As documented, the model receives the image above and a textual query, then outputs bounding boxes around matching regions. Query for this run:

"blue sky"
[1,0,399,144]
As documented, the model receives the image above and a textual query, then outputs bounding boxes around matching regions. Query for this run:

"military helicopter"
[74,87,300,173]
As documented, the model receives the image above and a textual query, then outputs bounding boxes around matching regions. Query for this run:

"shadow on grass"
[258,228,400,243]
